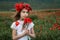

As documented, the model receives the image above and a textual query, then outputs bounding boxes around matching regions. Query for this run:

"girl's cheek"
[26,14,28,17]
[21,13,24,16]
[20,13,23,18]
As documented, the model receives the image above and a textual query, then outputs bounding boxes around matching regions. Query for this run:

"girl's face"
[20,8,29,19]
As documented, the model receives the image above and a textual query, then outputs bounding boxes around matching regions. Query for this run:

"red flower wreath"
[15,2,32,12]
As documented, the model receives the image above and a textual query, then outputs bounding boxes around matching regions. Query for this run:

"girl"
[10,2,36,40]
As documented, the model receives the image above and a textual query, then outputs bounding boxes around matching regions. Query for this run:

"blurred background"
[0,0,60,11]
[0,0,60,40]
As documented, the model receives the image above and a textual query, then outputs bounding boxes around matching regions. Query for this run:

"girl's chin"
[21,17,27,19]
[22,17,26,20]
[23,17,27,19]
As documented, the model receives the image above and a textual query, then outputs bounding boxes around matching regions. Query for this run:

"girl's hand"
[27,28,36,38]
[24,30,31,36]
[28,30,32,35]
[23,28,29,35]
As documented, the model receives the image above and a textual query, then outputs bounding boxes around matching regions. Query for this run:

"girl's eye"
[22,11,25,13]
[22,11,29,14]
[26,12,29,14]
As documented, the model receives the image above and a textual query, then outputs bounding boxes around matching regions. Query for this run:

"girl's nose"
[25,13,28,16]
[25,12,26,14]
[25,13,27,15]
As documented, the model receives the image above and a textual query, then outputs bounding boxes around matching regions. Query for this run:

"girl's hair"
[14,2,32,21]
[14,11,21,21]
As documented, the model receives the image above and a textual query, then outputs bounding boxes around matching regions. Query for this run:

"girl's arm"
[28,28,36,38]
[12,29,28,40]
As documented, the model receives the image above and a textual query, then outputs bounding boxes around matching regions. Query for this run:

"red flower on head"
[15,3,20,12]
[15,2,24,12]
[25,4,32,12]
[24,18,32,24]
[19,2,24,9]
[15,21,19,26]
[25,4,30,7]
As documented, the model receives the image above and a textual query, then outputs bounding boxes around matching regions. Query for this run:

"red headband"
[15,2,32,12]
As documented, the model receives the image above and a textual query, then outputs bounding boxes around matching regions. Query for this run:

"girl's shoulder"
[13,20,24,26]
[13,20,20,26]
[10,20,20,29]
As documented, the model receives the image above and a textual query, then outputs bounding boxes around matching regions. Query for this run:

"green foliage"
[0,16,12,40]
[29,15,38,20]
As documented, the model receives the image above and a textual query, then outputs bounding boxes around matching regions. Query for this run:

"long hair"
[14,11,21,21]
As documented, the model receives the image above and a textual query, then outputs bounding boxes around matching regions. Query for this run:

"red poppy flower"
[52,23,59,29]
[53,23,58,27]
[50,27,56,30]
[15,21,19,26]
[25,4,32,11]
[24,18,32,24]
[25,4,30,7]
[57,26,60,30]
[50,27,53,30]
[15,3,20,12]
[19,2,24,9]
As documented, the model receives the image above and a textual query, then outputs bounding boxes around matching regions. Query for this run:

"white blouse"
[10,20,34,40]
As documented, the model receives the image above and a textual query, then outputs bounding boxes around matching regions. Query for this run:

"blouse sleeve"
[10,22,16,30]
[28,22,34,30]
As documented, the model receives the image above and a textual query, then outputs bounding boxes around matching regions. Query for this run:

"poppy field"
[0,10,60,40]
